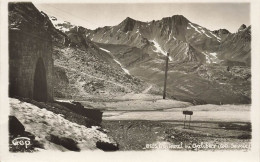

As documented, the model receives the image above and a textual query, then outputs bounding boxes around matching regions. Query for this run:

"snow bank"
[10,98,114,151]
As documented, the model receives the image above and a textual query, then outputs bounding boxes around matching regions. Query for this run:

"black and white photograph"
[1,0,260,161]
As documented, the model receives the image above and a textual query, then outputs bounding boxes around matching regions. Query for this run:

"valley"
[78,91,250,151]
[8,2,251,152]
[49,9,251,151]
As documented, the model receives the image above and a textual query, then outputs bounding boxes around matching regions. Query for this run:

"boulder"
[46,134,80,151]
[9,116,25,135]
[96,141,119,151]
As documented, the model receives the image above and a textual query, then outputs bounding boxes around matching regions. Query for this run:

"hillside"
[48,16,157,101]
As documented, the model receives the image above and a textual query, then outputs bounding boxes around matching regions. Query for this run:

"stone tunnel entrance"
[33,58,47,102]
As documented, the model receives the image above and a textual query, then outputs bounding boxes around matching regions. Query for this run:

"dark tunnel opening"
[33,57,47,102]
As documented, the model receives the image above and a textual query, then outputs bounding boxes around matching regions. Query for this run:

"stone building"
[9,3,53,102]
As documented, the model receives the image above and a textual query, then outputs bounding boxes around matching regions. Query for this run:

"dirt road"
[79,92,251,151]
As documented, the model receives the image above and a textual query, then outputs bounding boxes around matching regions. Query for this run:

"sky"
[34,3,250,33]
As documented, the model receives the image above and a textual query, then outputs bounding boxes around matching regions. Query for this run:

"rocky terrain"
[48,16,158,101]
[102,120,251,151]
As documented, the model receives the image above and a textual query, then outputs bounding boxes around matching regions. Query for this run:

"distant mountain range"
[51,15,250,66]
[48,13,251,104]
[10,3,250,104]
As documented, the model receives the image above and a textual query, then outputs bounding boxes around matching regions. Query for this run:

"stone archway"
[33,57,47,102]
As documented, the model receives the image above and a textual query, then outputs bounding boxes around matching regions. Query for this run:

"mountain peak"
[213,29,230,36]
[172,14,185,18]
[124,17,136,22]
[119,17,137,32]
[160,14,189,29]
[171,15,189,22]
[238,24,247,32]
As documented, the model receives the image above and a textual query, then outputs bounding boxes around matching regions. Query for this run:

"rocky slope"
[48,16,154,100]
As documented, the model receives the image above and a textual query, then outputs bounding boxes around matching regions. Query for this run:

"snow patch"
[188,23,202,34]
[189,23,213,39]
[10,98,114,151]
[168,31,176,41]
[201,29,212,38]
[99,47,130,74]
[209,31,221,42]
[49,16,73,32]
[168,31,172,41]
[202,52,219,64]
[202,52,211,64]
[150,40,173,61]
[10,27,20,30]
[99,47,111,53]
[114,59,130,75]
[56,99,73,103]
[210,52,217,58]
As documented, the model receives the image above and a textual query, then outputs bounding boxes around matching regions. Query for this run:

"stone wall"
[9,3,53,102]
[9,29,53,101]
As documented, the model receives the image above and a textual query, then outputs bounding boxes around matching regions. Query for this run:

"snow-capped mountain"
[49,16,76,32]
[84,15,250,66]
[46,13,251,104]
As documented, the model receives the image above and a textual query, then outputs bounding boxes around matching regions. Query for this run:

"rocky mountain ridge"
[83,15,250,66]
